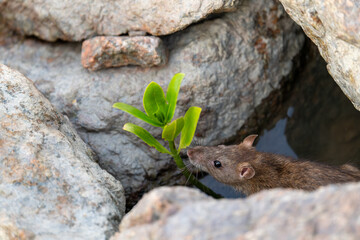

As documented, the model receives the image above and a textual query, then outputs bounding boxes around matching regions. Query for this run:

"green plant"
[113,73,221,198]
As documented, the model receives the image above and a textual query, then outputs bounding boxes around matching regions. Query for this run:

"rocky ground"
[112,184,360,240]
[0,0,305,208]
[0,0,360,239]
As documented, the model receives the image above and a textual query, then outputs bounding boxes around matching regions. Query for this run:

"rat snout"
[187,147,204,160]
[187,148,195,158]
[187,147,207,172]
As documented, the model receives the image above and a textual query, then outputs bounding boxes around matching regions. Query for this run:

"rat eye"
[213,160,222,168]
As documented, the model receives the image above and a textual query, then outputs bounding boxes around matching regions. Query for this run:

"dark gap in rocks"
[105,214,122,239]
[193,12,228,25]
[227,37,316,145]
[124,160,188,212]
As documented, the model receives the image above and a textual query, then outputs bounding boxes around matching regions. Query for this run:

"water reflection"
[256,114,297,159]
[285,60,360,167]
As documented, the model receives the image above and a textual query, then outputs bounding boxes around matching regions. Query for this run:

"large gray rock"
[278,0,360,111]
[0,0,304,206]
[111,184,360,240]
[0,64,126,239]
[0,0,240,41]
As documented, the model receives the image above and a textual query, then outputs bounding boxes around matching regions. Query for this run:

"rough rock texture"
[119,187,211,232]
[0,0,304,206]
[0,64,126,239]
[278,0,360,111]
[111,185,360,240]
[0,0,240,41]
[82,36,167,71]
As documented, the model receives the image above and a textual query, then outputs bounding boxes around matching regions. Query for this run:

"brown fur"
[187,135,360,196]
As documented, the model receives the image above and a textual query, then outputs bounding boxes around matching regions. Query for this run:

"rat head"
[187,135,258,186]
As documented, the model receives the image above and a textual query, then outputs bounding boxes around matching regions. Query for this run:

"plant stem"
[168,141,223,199]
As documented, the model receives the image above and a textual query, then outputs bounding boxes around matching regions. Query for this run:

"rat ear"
[242,134,258,148]
[238,164,255,180]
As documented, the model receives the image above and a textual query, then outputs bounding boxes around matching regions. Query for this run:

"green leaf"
[123,123,171,154]
[162,117,184,141]
[166,73,185,123]
[143,82,168,124]
[113,102,164,127]
[179,107,202,150]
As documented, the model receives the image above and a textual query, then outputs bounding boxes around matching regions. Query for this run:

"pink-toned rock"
[0,64,126,239]
[81,36,167,70]
[111,185,360,240]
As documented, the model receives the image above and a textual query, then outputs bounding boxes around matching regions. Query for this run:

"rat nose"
[187,149,194,158]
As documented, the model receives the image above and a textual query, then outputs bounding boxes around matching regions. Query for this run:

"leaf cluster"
[113,73,201,154]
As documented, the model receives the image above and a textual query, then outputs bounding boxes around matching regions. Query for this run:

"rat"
[187,134,360,196]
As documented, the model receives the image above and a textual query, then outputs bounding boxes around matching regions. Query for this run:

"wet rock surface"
[0,0,240,41]
[278,0,360,111]
[111,184,360,240]
[0,0,304,207]
[0,64,126,239]
[81,36,167,71]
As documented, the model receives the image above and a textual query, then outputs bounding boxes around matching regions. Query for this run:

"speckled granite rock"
[0,0,240,41]
[278,0,360,111]
[0,0,304,207]
[0,64,126,239]
[111,184,360,240]
[81,36,167,70]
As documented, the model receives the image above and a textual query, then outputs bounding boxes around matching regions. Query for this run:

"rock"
[119,187,210,231]
[0,0,304,207]
[111,184,360,239]
[81,36,167,71]
[0,0,240,41]
[278,0,360,111]
[0,64,126,239]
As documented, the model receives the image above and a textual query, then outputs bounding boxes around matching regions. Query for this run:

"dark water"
[200,57,360,198]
